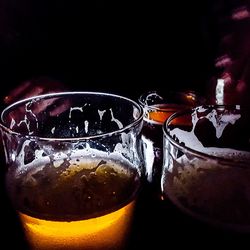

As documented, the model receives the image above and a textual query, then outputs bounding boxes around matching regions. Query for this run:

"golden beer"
[6,156,141,250]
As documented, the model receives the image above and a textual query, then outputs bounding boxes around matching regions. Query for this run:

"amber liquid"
[6,157,140,250]
[19,201,134,250]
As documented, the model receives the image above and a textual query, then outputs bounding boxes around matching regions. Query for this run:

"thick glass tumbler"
[0,92,144,250]
[139,90,204,198]
[162,105,250,232]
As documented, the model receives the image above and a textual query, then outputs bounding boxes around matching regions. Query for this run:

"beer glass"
[0,92,144,250]
[162,105,250,232]
[138,90,204,197]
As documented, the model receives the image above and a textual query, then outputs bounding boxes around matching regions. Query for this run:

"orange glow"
[19,201,135,250]
[147,104,193,126]
[148,104,186,124]
[148,110,175,124]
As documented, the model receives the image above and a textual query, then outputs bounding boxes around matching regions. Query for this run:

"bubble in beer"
[6,155,140,221]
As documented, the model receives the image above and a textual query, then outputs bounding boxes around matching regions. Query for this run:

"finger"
[49,99,71,117]
[3,76,67,105]
[31,97,59,115]
[32,94,71,117]
[220,58,250,105]
[222,56,248,86]
[5,96,70,135]
[4,80,32,105]
[5,86,46,124]
[232,6,250,21]
[18,86,45,101]
[215,54,232,69]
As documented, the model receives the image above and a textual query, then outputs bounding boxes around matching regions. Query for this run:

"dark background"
[0,0,223,101]
[1,1,248,249]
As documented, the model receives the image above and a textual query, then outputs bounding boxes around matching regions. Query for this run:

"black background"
[1,1,248,249]
[0,0,220,101]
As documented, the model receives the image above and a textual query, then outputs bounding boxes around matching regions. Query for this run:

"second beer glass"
[139,90,204,198]
[162,105,250,232]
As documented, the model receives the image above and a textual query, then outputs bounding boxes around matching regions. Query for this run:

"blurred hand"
[209,4,250,105]
[3,76,67,105]
[3,76,70,122]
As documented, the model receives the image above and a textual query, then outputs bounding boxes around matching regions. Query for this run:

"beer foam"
[9,101,39,135]
[169,106,248,158]
[9,100,125,138]
[143,92,164,106]
[170,126,250,159]
[208,109,241,138]
[195,106,241,139]
[14,135,139,180]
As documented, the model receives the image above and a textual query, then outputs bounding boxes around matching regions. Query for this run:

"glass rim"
[138,89,205,112]
[0,91,144,142]
[138,90,164,112]
[163,104,250,167]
